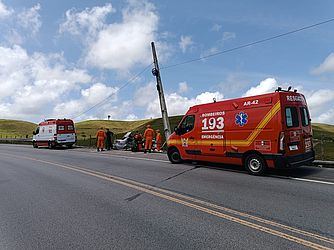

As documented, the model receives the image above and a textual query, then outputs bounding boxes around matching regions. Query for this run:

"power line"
[72,62,153,120]
[161,17,334,70]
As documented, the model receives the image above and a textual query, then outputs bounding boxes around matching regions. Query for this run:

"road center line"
[1,152,333,250]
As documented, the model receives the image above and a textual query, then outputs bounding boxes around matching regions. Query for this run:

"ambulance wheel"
[168,148,182,164]
[32,142,38,148]
[48,142,54,149]
[245,154,266,175]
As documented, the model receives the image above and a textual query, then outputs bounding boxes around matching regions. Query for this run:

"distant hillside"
[75,116,183,141]
[0,119,37,138]
[312,123,334,140]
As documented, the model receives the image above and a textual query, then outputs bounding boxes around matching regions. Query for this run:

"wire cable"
[72,62,153,120]
[161,17,334,70]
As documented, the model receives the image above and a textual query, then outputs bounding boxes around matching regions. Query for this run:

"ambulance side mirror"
[174,126,181,135]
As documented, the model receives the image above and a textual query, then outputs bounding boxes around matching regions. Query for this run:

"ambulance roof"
[188,91,305,112]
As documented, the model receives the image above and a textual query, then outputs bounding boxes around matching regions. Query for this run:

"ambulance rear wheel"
[48,142,54,149]
[32,142,38,148]
[245,154,266,175]
[168,148,182,164]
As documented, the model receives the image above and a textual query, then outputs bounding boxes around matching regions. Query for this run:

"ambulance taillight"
[279,131,285,151]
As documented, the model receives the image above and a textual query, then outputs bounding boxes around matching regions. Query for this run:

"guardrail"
[0,138,32,144]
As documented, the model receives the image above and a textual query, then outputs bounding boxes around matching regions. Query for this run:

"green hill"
[0,119,37,138]
[312,123,334,160]
[75,116,183,141]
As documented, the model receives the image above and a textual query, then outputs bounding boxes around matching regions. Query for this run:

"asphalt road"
[0,144,333,249]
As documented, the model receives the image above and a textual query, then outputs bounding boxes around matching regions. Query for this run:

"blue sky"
[0,0,333,124]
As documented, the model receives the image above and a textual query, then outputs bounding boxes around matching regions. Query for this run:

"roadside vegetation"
[0,118,333,160]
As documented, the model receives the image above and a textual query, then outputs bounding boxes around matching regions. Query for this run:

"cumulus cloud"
[0,2,42,45]
[243,78,334,124]
[0,45,93,121]
[179,35,194,53]
[59,3,114,38]
[312,53,334,74]
[303,89,334,123]
[0,0,12,18]
[134,82,224,118]
[17,4,42,34]
[316,109,334,124]
[53,83,119,119]
[60,1,160,71]
[243,78,278,97]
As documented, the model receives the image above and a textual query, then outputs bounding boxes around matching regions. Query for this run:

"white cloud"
[0,45,93,121]
[242,78,334,124]
[0,0,12,18]
[59,3,114,38]
[134,82,224,118]
[86,1,158,70]
[243,78,278,97]
[53,83,119,119]
[17,4,42,34]
[303,89,334,123]
[211,24,222,32]
[316,109,334,124]
[60,1,160,71]
[178,81,189,93]
[179,35,194,53]
[222,31,236,41]
[312,53,334,74]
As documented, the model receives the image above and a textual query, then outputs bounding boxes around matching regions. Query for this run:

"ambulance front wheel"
[168,148,182,164]
[245,154,266,175]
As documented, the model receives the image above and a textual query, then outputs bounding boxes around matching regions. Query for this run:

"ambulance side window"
[285,107,299,128]
[180,115,195,135]
[300,107,309,126]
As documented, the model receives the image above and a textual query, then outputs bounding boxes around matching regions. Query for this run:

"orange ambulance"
[167,88,314,175]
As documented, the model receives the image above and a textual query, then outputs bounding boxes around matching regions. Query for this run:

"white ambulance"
[32,119,76,149]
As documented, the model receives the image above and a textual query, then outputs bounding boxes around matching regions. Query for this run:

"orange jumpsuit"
[96,129,106,150]
[144,127,154,151]
[156,132,161,151]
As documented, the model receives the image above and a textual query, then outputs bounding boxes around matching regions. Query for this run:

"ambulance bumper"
[270,150,315,168]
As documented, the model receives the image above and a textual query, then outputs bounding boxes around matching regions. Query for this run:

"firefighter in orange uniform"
[143,124,154,153]
[96,128,106,152]
[156,129,162,152]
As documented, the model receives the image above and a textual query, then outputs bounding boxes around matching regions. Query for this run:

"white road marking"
[288,177,334,185]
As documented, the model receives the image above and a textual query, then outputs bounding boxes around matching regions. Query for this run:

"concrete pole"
[151,42,171,139]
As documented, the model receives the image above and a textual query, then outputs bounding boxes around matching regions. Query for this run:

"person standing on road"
[143,124,154,153]
[155,129,162,152]
[105,128,113,150]
[96,128,106,152]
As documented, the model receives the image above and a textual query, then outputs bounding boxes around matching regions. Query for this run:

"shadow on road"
[185,161,329,180]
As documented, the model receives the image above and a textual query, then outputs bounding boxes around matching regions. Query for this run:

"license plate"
[289,145,298,151]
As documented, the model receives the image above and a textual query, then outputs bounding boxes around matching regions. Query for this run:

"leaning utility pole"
[151,42,171,139]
